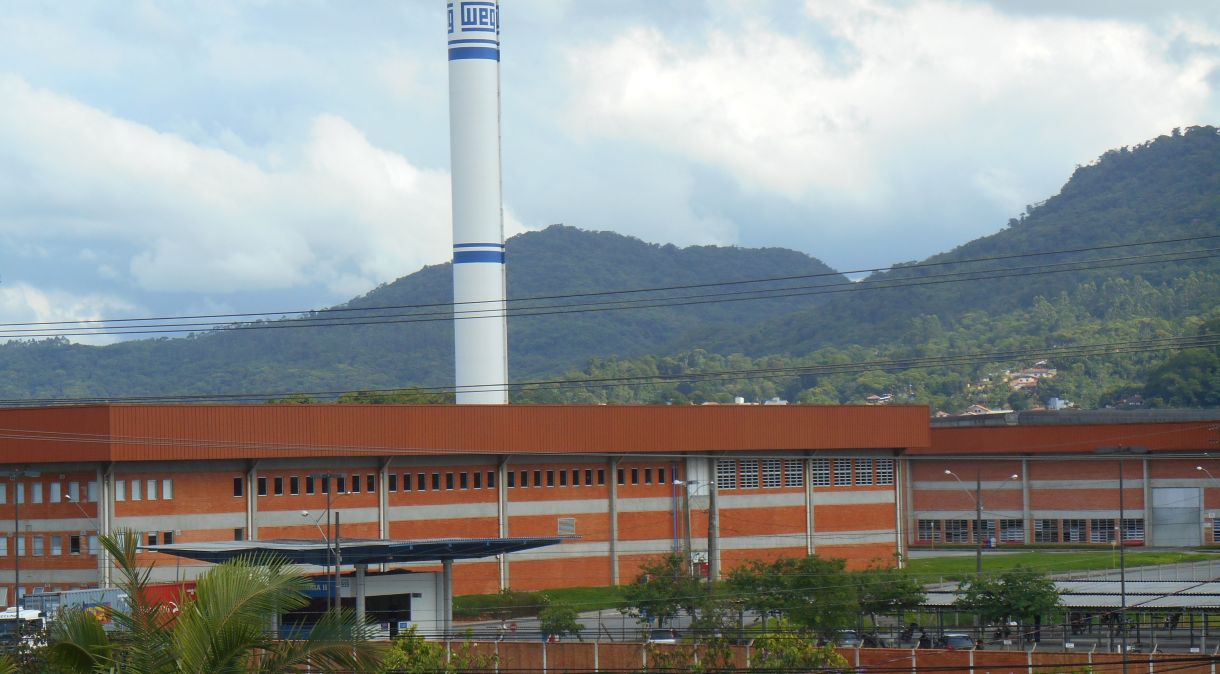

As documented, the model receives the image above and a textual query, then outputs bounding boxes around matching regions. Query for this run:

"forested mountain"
[0,226,845,400]
[0,127,1216,410]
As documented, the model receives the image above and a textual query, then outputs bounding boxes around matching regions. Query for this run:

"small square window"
[163,531,175,545]
[147,532,158,546]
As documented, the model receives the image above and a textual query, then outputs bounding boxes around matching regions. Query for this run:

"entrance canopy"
[145,536,563,566]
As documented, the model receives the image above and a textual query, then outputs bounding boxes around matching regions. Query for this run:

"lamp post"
[944,469,1019,576]
[1095,446,1149,674]
[308,472,343,613]
[8,467,38,646]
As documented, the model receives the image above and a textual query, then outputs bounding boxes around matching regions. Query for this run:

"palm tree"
[47,530,381,673]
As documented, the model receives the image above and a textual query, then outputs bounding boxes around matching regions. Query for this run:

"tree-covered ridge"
[521,273,1220,412]
[0,127,1215,409]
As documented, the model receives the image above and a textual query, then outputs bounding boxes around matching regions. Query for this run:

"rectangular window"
[473,472,482,489]
[32,537,43,557]
[855,459,874,486]
[1063,519,1086,542]
[388,474,398,492]
[598,469,606,486]
[875,458,895,485]
[546,470,555,487]
[419,473,428,491]
[161,479,173,500]
[337,476,346,494]
[50,482,62,503]
[459,472,468,490]
[432,473,441,491]
[0,536,7,556]
[87,481,98,502]
[999,519,1024,543]
[572,469,580,486]
[585,469,593,486]
[1034,519,1059,543]
[274,477,284,496]
[232,477,243,497]
[130,480,141,501]
[519,471,528,488]
[147,532,158,546]
[716,459,737,490]
[761,459,782,488]
[644,468,653,485]
[147,479,157,501]
[1121,519,1144,542]
[1089,519,1116,543]
[917,519,942,542]
[51,536,62,556]
[616,469,624,485]
[507,471,516,488]
[0,484,5,504]
[533,470,542,488]
[974,519,995,543]
[234,528,245,541]
[833,458,853,486]
[257,477,267,497]
[349,474,360,493]
[784,460,804,487]
[401,474,412,491]
[658,467,667,485]
[31,483,42,504]
[487,471,495,488]
[445,473,455,491]
[739,460,759,489]
[163,531,174,545]
[17,537,26,556]
[558,470,567,487]
[88,536,99,555]
[305,476,315,495]
[115,481,125,502]
[944,519,969,543]
[69,535,81,555]
[367,474,376,493]
[321,476,330,494]
[811,458,831,487]
[16,483,24,505]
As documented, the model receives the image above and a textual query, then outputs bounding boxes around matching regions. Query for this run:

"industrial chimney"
[447,1,508,404]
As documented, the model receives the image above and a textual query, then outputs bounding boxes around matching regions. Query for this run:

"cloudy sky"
[1,0,1217,343]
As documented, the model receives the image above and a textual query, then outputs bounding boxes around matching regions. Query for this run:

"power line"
[0,235,1213,338]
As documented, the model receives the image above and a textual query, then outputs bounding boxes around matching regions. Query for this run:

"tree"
[376,626,496,674]
[620,554,704,628]
[750,620,849,672]
[538,600,584,641]
[853,562,926,633]
[47,530,381,673]
[956,566,1060,642]
[726,555,857,637]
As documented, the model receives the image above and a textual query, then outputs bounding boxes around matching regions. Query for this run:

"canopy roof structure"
[926,581,1220,611]
[145,536,564,567]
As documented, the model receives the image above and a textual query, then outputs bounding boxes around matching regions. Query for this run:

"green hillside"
[0,127,1215,409]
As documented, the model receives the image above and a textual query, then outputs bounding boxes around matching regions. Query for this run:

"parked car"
[646,628,679,644]
[937,633,976,650]
[833,630,862,647]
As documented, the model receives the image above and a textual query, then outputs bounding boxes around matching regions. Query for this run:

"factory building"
[0,403,924,605]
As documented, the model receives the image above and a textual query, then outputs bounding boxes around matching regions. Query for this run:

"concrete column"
[805,456,816,555]
[498,456,509,590]
[99,463,113,588]
[442,559,454,638]
[1142,458,1152,544]
[1021,459,1032,544]
[246,461,258,540]
[706,457,720,581]
[893,455,904,565]
[609,457,620,585]
[902,456,915,550]
[355,563,367,626]
[378,458,392,540]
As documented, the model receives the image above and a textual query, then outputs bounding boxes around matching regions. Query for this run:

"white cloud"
[0,76,456,298]
[564,1,1218,237]
[0,282,140,346]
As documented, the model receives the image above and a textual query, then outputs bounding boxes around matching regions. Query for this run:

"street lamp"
[8,467,39,645]
[1095,446,1149,674]
[308,472,344,613]
[943,469,1019,576]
